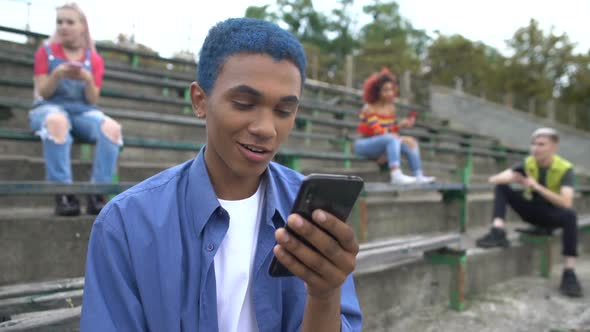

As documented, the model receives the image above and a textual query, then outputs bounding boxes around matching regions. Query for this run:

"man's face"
[531,135,557,162]
[191,53,301,181]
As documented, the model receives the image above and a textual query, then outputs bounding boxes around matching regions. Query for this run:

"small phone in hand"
[67,61,84,68]
[268,173,364,277]
[409,110,417,119]
[513,165,527,177]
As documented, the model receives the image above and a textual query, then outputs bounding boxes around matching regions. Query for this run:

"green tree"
[426,34,506,99]
[560,52,590,130]
[244,5,278,22]
[277,0,330,47]
[355,0,429,84]
[504,19,575,111]
[326,0,358,58]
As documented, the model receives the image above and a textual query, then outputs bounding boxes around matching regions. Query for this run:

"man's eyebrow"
[228,85,262,97]
[228,84,299,104]
[279,95,299,104]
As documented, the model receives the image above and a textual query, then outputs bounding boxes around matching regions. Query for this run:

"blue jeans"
[354,134,422,174]
[29,104,122,184]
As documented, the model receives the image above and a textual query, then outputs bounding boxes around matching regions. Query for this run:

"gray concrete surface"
[431,86,590,173]
[387,259,590,331]
[357,225,590,332]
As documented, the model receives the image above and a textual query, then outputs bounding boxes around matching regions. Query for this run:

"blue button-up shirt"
[80,148,362,331]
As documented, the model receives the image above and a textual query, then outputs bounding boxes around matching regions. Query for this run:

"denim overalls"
[29,43,121,183]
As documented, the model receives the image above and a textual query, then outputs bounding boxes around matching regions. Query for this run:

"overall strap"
[43,42,55,62]
[84,48,92,67]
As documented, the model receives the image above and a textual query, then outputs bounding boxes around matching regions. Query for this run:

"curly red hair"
[362,68,397,104]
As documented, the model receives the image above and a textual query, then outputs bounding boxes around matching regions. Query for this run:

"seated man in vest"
[476,127,582,297]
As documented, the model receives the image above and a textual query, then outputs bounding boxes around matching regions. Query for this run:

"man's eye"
[275,109,293,117]
[232,101,254,110]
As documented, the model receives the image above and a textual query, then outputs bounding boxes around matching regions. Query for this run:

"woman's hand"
[54,63,92,82]
[399,116,416,128]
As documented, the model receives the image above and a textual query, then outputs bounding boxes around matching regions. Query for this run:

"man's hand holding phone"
[273,209,359,298]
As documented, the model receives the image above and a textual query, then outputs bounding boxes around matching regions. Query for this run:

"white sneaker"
[390,170,417,185]
[416,175,436,184]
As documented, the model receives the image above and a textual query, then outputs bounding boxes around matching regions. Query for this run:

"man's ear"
[190,82,207,119]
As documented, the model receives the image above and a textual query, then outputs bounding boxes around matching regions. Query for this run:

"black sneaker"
[55,194,81,217]
[560,268,583,298]
[476,227,510,248]
[87,194,106,215]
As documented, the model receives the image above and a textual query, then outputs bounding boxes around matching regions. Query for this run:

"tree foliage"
[242,1,589,129]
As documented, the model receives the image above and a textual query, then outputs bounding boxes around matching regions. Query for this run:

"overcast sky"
[1,0,589,58]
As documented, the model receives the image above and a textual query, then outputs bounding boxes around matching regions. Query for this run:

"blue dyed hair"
[197,18,307,95]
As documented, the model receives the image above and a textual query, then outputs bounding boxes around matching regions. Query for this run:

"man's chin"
[233,163,269,179]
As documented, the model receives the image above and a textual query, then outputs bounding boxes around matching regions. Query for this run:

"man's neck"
[214,177,261,200]
[537,155,554,168]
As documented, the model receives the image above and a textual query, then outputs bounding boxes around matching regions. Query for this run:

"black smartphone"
[513,165,527,177]
[268,173,364,277]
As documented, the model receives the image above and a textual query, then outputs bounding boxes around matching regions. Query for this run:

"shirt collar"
[187,147,292,236]
[264,163,292,228]
[186,147,221,237]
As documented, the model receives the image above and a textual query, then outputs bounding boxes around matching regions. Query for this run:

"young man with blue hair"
[80,18,362,331]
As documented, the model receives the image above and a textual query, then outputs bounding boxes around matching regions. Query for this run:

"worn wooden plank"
[0,278,84,300]
[365,181,465,194]
[356,233,461,273]
[0,306,81,331]
[0,290,83,318]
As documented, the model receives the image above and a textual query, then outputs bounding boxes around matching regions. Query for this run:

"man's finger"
[274,229,346,284]
[309,210,359,254]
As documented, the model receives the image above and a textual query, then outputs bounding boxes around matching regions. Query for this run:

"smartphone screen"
[513,166,527,177]
[268,173,364,277]
[68,61,84,68]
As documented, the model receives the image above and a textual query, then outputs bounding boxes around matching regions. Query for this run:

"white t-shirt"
[214,181,265,332]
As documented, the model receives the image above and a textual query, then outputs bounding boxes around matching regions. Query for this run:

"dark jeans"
[493,184,578,257]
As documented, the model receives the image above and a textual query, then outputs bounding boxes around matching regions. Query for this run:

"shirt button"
[207,243,215,252]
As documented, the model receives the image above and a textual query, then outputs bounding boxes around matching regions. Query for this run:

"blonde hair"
[48,3,95,52]
[531,127,559,143]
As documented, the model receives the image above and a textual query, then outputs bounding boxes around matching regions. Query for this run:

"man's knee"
[101,118,122,144]
[45,112,70,144]
[495,184,510,193]
[562,208,577,224]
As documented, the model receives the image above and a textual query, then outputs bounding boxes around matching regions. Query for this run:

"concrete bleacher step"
[0,136,506,182]
[0,155,463,189]
[2,192,588,285]
[1,219,587,331]
[357,219,590,331]
[0,38,533,160]
[362,192,590,242]
[0,208,95,286]
[0,155,173,182]
[0,75,526,161]
[1,106,346,154]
